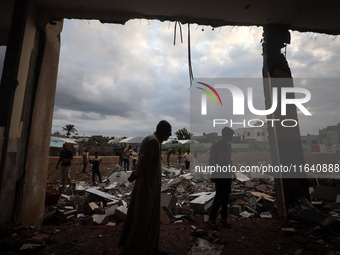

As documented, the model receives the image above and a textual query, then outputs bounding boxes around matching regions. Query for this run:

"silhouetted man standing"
[119,120,171,255]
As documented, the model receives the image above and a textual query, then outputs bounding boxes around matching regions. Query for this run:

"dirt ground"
[1,151,340,254]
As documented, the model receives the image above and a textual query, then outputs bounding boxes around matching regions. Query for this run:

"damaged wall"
[0,0,63,227]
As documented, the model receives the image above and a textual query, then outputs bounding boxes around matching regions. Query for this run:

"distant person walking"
[131,148,138,168]
[178,151,182,166]
[183,150,191,171]
[82,149,89,174]
[123,145,132,171]
[89,152,102,185]
[56,143,73,189]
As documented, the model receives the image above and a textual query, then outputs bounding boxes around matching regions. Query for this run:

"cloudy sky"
[1,19,340,138]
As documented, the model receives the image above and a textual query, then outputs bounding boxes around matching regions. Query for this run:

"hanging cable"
[188,23,194,88]
[173,21,183,45]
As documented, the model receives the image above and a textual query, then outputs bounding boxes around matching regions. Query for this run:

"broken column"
[262,24,309,215]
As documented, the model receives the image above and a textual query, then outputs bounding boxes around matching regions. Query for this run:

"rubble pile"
[4,162,340,254]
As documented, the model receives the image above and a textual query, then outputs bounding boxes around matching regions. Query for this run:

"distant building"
[319,124,340,145]
[234,123,268,142]
[318,124,340,153]
[192,132,220,143]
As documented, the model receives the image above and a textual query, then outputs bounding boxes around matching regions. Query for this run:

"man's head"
[156,120,172,143]
[63,143,68,150]
[95,152,99,157]
[222,127,235,142]
[85,149,88,153]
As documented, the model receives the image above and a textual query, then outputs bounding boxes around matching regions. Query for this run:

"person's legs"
[92,168,95,183]
[97,169,102,183]
[61,166,66,188]
[64,166,71,188]
[82,162,87,173]
[209,181,223,222]
[220,179,232,220]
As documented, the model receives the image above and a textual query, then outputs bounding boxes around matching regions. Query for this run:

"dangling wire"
[174,21,183,45]
[188,23,194,88]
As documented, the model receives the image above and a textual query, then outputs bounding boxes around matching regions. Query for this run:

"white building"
[234,123,268,142]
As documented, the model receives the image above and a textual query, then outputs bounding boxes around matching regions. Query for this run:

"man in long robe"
[118,120,171,255]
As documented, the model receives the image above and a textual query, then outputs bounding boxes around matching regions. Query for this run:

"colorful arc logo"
[196,82,223,106]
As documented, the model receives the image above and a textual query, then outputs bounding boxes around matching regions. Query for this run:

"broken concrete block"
[105,204,118,216]
[106,222,116,226]
[313,185,340,201]
[194,214,209,222]
[329,202,340,210]
[189,192,215,214]
[92,214,109,225]
[161,178,183,192]
[239,211,253,218]
[250,191,273,200]
[245,181,255,188]
[188,237,224,255]
[244,205,259,216]
[88,202,99,211]
[256,196,275,211]
[31,233,50,242]
[229,192,246,201]
[20,243,43,251]
[256,184,267,193]
[230,205,241,216]
[235,172,251,182]
[108,171,130,184]
[281,228,296,233]
[45,186,60,207]
[260,212,272,218]
[160,207,171,224]
[85,188,120,207]
[114,206,128,221]
[161,193,178,212]
[247,196,257,209]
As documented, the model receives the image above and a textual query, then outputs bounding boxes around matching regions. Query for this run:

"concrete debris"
[312,185,340,201]
[114,206,128,221]
[189,192,216,214]
[45,186,60,207]
[42,161,340,253]
[20,243,44,251]
[260,212,272,218]
[188,237,224,255]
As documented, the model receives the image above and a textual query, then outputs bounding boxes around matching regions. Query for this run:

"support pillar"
[0,0,63,227]
[262,24,309,215]
[0,0,38,227]
[21,20,63,226]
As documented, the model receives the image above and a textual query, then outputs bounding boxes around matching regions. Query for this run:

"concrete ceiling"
[1,0,340,45]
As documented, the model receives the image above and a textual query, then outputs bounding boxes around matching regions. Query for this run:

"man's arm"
[134,139,159,178]
[56,157,61,169]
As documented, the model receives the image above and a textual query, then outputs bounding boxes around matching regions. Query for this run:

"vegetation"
[62,124,77,138]
[175,128,192,140]
[78,136,115,147]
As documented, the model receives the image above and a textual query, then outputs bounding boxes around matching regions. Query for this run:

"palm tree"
[62,124,77,138]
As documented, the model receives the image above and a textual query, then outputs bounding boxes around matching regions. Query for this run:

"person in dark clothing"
[207,127,234,230]
[89,152,102,185]
[56,143,73,189]
[118,120,171,255]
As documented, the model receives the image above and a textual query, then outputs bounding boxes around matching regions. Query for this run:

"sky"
[1,19,340,138]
